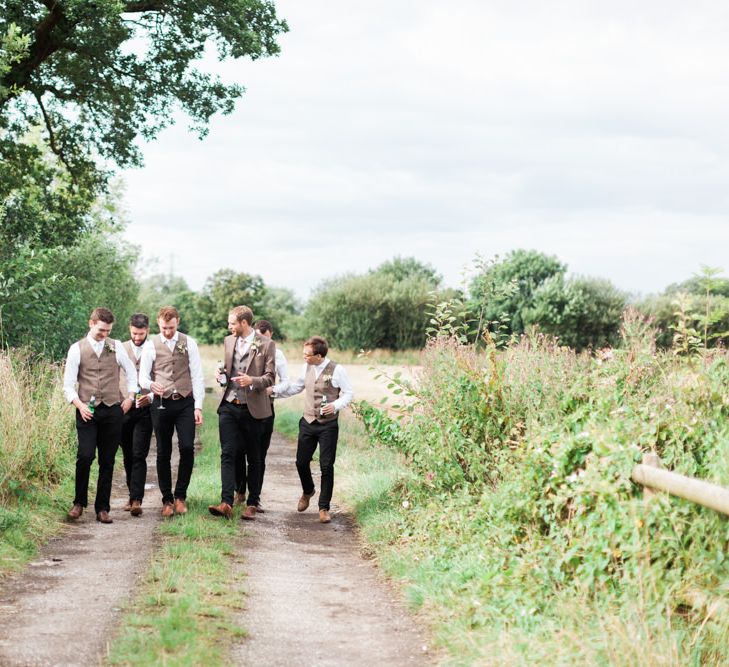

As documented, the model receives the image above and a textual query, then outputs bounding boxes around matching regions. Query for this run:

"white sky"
[122,0,729,301]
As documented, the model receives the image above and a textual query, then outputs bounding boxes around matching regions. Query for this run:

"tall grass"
[0,349,76,573]
[348,323,729,664]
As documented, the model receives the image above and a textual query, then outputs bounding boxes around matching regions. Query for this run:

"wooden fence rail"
[631,453,729,517]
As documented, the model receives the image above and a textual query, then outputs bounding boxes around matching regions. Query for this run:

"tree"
[190,269,266,343]
[469,250,566,336]
[524,276,627,350]
[371,256,441,286]
[1,1,288,239]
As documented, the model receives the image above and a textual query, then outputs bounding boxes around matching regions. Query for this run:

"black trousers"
[296,417,339,511]
[121,405,153,502]
[150,395,195,504]
[221,402,263,507]
[74,403,123,513]
[254,402,275,491]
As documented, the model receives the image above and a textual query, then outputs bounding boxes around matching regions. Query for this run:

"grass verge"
[107,397,247,666]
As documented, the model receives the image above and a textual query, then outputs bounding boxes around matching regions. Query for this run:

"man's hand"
[150,381,166,396]
[121,398,133,414]
[231,374,253,387]
[265,386,274,396]
[73,398,93,421]
[321,402,336,416]
[194,408,203,425]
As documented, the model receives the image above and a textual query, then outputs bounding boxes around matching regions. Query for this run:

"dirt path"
[0,442,163,667]
[232,432,432,666]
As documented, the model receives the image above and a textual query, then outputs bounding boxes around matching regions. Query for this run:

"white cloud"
[123,0,729,300]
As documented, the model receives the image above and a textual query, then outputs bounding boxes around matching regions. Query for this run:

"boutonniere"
[249,340,260,355]
[175,342,187,355]
[321,373,332,384]
[104,341,116,353]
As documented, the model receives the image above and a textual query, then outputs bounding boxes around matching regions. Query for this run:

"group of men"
[62,305,353,526]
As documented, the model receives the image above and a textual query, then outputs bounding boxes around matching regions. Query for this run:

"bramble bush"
[354,309,729,663]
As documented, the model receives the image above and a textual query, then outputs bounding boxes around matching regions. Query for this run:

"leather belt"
[170,392,188,401]
[231,398,243,405]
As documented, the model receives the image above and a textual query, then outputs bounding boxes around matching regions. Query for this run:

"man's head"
[88,307,114,341]
[157,306,180,340]
[129,313,149,347]
[303,336,328,366]
[228,306,253,337]
[254,319,273,339]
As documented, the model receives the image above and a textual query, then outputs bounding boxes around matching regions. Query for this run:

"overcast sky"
[121,0,729,302]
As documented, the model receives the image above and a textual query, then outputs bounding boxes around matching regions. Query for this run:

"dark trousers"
[150,395,195,504]
[296,417,339,511]
[245,401,276,493]
[74,403,123,513]
[221,402,263,507]
[121,405,153,502]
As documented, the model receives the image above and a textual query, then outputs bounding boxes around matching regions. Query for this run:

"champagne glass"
[158,385,166,410]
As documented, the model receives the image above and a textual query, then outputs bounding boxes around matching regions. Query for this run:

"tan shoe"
[297,489,315,512]
[319,509,331,524]
[130,500,143,517]
[96,511,113,524]
[161,502,174,518]
[242,504,257,521]
[123,499,132,512]
[67,504,83,520]
[174,498,187,515]
[208,502,233,519]
[235,492,246,506]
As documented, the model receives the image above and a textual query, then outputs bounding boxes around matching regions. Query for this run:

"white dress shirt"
[62,334,138,403]
[275,357,353,412]
[138,332,205,409]
[124,339,153,391]
[274,348,289,387]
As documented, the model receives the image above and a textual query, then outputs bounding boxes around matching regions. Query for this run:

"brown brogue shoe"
[235,492,246,506]
[174,499,187,515]
[208,502,233,519]
[67,504,83,520]
[123,499,132,512]
[297,489,315,512]
[161,502,174,518]
[96,511,113,524]
[319,509,331,524]
[130,500,143,517]
[242,504,257,521]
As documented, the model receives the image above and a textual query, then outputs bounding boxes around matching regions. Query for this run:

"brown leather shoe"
[297,489,315,512]
[130,500,143,517]
[67,504,83,520]
[255,503,265,514]
[242,504,257,521]
[174,498,187,515]
[161,502,174,518]
[235,492,246,506]
[319,509,331,523]
[123,499,132,512]
[208,502,233,519]
[96,511,113,524]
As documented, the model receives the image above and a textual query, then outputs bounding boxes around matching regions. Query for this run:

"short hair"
[157,306,179,322]
[255,319,273,335]
[90,307,114,324]
[230,306,253,325]
[129,313,149,329]
[305,336,328,357]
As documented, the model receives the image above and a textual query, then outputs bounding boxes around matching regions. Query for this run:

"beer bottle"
[319,395,328,416]
[88,395,96,414]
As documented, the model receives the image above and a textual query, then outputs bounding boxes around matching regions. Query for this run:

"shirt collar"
[315,357,330,371]
[160,332,178,345]
[87,333,104,349]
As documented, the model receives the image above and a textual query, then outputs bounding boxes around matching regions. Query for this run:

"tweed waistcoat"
[303,360,339,424]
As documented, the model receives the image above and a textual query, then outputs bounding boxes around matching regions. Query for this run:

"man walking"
[139,306,204,517]
[63,307,138,524]
[209,306,275,521]
[233,319,289,510]
[273,336,353,523]
[118,313,154,517]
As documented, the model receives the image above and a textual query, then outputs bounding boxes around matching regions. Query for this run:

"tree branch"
[123,1,168,12]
